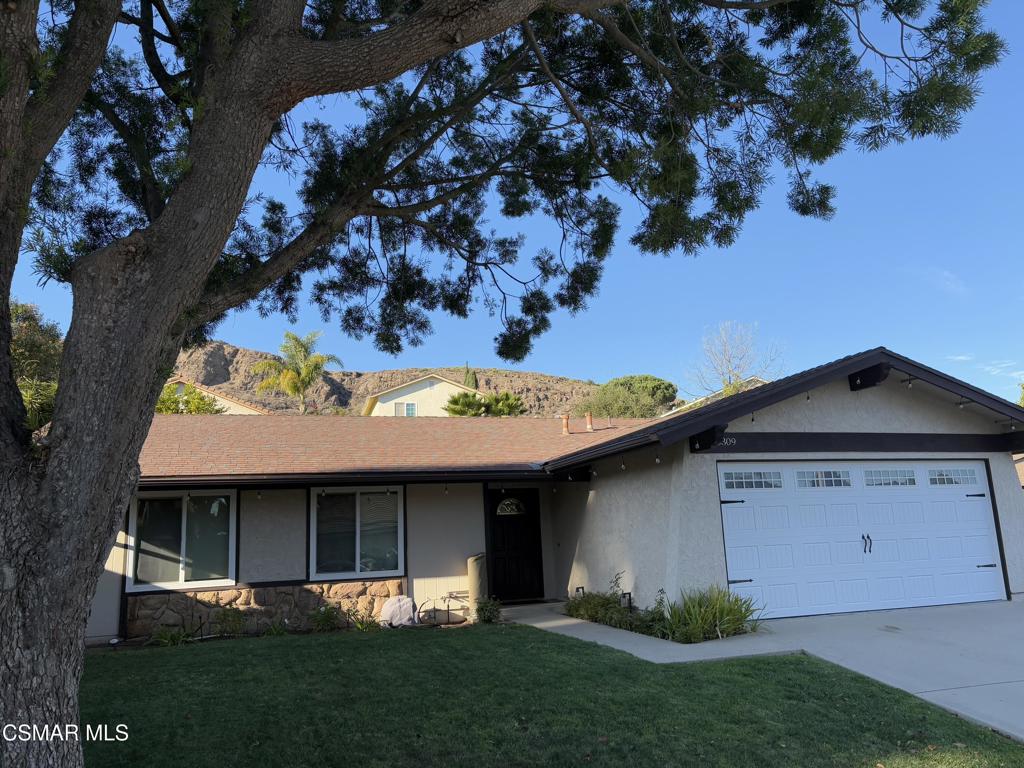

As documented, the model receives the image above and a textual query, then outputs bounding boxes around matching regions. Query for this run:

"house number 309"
[717,437,737,447]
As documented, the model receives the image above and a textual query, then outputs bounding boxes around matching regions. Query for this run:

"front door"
[486,488,544,602]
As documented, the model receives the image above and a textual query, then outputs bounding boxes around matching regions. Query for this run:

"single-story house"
[166,376,270,415]
[361,373,483,416]
[86,348,1024,643]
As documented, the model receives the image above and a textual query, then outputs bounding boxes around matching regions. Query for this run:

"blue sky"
[11,3,1024,400]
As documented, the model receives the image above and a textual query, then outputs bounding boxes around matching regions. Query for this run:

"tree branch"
[273,0,619,104]
[138,0,192,128]
[86,94,167,221]
[23,0,122,169]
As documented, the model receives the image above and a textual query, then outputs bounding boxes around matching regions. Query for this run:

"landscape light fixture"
[575,586,586,597]
[620,592,633,611]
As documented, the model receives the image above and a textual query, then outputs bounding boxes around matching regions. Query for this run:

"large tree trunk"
[0,71,278,763]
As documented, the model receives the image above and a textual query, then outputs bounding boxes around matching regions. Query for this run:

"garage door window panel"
[928,468,978,486]
[796,470,851,488]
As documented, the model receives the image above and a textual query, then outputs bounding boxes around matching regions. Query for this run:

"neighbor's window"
[128,491,236,591]
[929,468,978,486]
[311,487,404,579]
[796,470,852,488]
[393,401,417,417]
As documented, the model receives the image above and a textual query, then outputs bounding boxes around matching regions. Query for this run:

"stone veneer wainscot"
[125,579,404,638]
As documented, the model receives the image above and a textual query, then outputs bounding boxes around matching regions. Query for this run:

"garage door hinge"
[727,578,754,584]
[720,499,745,505]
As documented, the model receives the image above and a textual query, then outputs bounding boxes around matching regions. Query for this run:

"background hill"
[174,341,600,416]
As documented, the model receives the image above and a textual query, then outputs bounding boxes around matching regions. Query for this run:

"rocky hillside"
[174,341,599,416]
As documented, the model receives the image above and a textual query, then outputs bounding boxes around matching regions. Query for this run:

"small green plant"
[475,597,502,623]
[309,604,342,632]
[148,626,190,647]
[344,608,381,632]
[263,620,288,637]
[215,606,246,636]
[565,574,759,644]
[671,586,760,642]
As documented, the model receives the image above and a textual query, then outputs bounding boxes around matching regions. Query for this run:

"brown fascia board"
[542,347,1024,472]
[138,466,552,488]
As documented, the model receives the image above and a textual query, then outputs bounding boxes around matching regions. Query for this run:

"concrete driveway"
[506,600,1024,741]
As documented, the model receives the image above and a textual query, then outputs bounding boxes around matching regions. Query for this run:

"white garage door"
[719,461,1006,618]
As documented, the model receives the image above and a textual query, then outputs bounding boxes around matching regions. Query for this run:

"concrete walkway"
[505,600,1024,742]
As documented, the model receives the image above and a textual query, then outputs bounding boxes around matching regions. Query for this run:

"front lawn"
[81,625,1021,767]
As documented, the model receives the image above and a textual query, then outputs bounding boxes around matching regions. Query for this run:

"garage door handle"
[720,499,745,505]
[977,563,997,568]
[862,534,867,553]
[728,578,754,584]
[966,493,986,498]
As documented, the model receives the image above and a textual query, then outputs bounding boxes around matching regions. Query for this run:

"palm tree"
[443,391,487,417]
[483,392,525,416]
[253,331,342,414]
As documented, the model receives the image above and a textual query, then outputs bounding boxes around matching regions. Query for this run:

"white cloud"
[924,268,968,296]
[946,354,973,362]
[979,360,1021,377]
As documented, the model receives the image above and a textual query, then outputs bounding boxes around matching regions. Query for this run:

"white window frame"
[795,469,852,489]
[125,489,237,593]
[405,402,417,417]
[393,401,405,416]
[309,486,405,581]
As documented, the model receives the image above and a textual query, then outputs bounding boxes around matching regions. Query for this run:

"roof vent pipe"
[561,414,570,435]
[585,412,594,432]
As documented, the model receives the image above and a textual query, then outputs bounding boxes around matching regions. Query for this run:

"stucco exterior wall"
[85,528,128,645]
[238,489,306,582]
[406,483,486,620]
[370,378,470,416]
[731,377,1004,434]
[557,445,675,608]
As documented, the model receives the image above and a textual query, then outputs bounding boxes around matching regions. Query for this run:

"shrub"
[148,626,190,647]
[343,608,381,632]
[669,586,760,642]
[566,574,759,644]
[475,597,502,623]
[215,606,246,636]
[263,620,288,637]
[309,604,343,632]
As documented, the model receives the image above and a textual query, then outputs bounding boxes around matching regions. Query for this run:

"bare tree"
[691,321,780,396]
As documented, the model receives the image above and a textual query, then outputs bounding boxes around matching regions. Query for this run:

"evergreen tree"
[463,364,479,390]
[154,383,227,415]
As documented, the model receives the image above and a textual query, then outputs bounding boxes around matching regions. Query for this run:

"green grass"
[81,625,1022,768]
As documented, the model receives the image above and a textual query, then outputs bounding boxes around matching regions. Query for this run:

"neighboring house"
[87,348,1024,643]
[166,376,270,415]
[361,373,483,416]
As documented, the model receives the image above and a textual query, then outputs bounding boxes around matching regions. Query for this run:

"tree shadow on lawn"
[80,624,1022,768]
